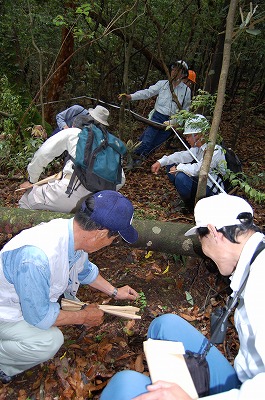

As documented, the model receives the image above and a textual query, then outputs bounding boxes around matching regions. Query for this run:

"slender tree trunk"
[28,0,45,126]
[196,0,239,202]
[45,26,75,125]
[204,0,230,94]
[119,38,133,134]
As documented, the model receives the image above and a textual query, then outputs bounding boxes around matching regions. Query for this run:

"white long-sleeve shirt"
[158,143,226,191]
[130,80,191,115]
[27,127,125,190]
[27,128,80,183]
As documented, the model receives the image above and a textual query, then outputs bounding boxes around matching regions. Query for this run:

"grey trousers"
[0,320,64,376]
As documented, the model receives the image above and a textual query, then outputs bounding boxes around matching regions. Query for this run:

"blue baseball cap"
[87,190,138,244]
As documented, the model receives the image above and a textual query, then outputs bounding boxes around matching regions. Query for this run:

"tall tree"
[196,0,239,202]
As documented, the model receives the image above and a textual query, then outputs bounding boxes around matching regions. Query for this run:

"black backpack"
[221,145,242,192]
[66,119,127,196]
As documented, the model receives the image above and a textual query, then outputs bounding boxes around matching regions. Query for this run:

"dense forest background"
[0,1,265,398]
[0,0,264,152]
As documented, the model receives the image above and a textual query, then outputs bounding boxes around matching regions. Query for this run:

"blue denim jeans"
[100,314,240,400]
[167,167,216,207]
[134,110,172,157]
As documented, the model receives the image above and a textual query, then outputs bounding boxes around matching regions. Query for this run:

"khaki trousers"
[0,320,64,376]
[19,173,126,213]
[18,176,91,213]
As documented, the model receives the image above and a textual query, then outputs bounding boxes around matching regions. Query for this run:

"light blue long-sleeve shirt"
[56,105,89,130]
[0,219,99,329]
[130,80,191,115]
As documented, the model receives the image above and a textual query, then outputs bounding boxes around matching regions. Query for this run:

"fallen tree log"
[0,207,202,257]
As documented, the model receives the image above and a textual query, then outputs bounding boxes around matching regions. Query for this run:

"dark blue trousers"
[134,110,172,157]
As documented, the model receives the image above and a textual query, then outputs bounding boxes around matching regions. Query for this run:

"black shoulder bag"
[184,240,265,398]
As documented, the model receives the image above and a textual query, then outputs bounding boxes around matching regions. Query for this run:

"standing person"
[0,190,139,384]
[52,104,90,135]
[100,193,265,400]
[119,60,191,164]
[151,114,226,211]
[18,105,126,213]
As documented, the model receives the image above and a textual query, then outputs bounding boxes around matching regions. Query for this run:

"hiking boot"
[0,369,13,384]
[174,199,193,214]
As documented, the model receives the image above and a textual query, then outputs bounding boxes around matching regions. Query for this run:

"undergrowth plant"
[226,170,265,203]
[0,76,47,175]
[135,291,147,311]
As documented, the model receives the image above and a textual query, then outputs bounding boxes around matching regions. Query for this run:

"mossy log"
[0,207,202,257]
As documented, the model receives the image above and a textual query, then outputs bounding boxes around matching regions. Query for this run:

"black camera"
[210,307,228,344]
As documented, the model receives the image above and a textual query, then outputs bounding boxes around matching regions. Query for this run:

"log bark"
[0,207,202,257]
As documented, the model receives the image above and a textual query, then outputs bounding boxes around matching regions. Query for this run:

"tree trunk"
[196,0,238,203]
[45,26,75,125]
[204,0,230,94]
[0,207,202,257]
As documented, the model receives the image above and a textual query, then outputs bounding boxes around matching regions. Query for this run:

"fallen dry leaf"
[135,354,145,373]
[179,312,197,322]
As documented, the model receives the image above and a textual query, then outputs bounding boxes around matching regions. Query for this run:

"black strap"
[65,122,108,197]
[72,107,86,123]
[182,86,188,107]
[203,239,265,355]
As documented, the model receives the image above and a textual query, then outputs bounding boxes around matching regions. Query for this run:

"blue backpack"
[66,119,127,196]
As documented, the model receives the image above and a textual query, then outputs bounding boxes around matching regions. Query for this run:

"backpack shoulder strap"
[203,239,265,354]
[249,239,265,264]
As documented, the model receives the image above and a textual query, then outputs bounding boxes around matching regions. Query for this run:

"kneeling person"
[151,114,226,210]
[0,190,139,383]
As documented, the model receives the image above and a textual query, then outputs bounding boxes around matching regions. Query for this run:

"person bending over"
[0,190,139,384]
[100,193,265,400]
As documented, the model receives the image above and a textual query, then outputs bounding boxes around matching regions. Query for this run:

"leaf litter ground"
[0,114,264,399]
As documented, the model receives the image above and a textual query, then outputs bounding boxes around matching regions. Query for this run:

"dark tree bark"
[45,26,75,125]
[0,207,202,257]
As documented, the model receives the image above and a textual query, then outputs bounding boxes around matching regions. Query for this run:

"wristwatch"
[111,287,118,298]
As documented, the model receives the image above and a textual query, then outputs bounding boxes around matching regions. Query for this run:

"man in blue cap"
[0,191,139,383]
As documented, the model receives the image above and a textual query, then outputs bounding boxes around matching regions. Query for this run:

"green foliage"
[185,291,194,306]
[166,110,192,130]
[190,90,218,117]
[0,133,43,175]
[0,76,22,134]
[94,332,106,342]
[225,170,265,203]
[53,15,65,27]
[0,75,46,174]
[172,254,187,267]
[135,291,147,311]
[168,91,218,132]
[76,3,93,17]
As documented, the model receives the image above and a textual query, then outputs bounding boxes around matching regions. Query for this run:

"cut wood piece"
[99,308,141,320]
[98,305,140,312]
[15,171,63,192]
[61,298,141,319]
